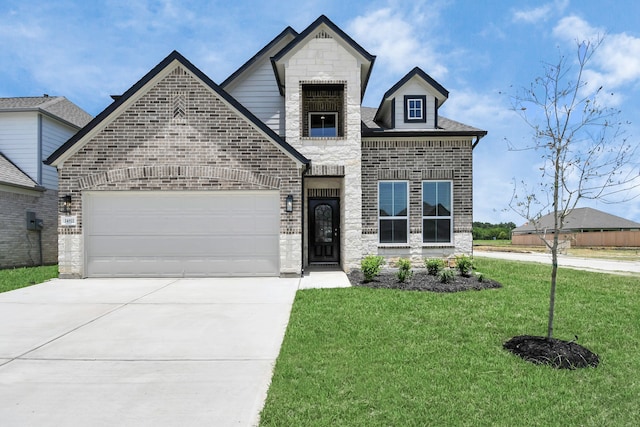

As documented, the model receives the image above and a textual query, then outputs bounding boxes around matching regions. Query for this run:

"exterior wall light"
[286,194,294,213]
[60,195,72,214]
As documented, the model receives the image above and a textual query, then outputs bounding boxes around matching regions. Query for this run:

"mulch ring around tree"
[504,335,599,369]
[347,269,502,292]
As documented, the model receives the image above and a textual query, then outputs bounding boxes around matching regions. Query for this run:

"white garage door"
[84,191,280,277]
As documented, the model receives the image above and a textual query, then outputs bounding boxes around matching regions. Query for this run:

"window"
[302,84,344,137]
[404,95,426,123]
[422,181,452,243]
[309,113,338,137]
[379,181,408,244]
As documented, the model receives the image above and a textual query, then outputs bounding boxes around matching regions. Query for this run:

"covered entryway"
[84,191,280,277]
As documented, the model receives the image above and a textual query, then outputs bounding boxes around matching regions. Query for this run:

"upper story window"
[379,181,408,244]
[309,113,338,137]
[422,181,453,244]
[302,84,345,138]
[404,95,426,123]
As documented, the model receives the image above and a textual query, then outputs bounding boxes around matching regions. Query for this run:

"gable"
[46,51,308,168]
[271,15,375,99]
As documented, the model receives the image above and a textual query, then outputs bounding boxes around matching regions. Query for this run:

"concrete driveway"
[0,277,304,426]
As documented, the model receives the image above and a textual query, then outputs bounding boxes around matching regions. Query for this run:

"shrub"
[455,255,474,277]
[475,272,485,282]
[425,258,446,276]
[361,255,385,283]
[396,258,413,283]
[439,269,455,284]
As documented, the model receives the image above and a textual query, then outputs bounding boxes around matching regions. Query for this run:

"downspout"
[472,134,483,150]
[300,163,310,277]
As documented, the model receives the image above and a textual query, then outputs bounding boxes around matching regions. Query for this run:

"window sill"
[378,244,411,249]
[302,136,345,141]
[421,243,454,248]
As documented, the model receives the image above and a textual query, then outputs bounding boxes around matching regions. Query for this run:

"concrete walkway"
[475,250,640,276]
[0,272,350,426]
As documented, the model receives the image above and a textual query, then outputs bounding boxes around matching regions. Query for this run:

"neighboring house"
[45,16,487,278]
[511,207,640,247]
[0,96,92,268]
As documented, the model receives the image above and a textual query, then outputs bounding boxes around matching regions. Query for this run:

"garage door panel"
[84,191,280,277]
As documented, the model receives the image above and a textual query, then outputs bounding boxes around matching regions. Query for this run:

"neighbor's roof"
[513,207,640,233]
[0,96,92,129]
[361,106,487,137]
[0,152,41,190]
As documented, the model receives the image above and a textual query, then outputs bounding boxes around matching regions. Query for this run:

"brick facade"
[0,188,58,268]
[361,137,474,263]
[57,65,303,277]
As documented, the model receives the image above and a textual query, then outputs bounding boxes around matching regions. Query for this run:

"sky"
[2,0,640,225]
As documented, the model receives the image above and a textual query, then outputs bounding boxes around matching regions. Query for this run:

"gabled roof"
[373,67,449,125]
[221,26,298,89]
[513,207,640,233]
[0,152,42,191]
[0,96,92,128]
[270,15,376,99]
[45,50,309,167]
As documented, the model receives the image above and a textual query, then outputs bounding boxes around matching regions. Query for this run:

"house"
[511,207,640,247]
[45,15,487,278]
[0,96,92,268]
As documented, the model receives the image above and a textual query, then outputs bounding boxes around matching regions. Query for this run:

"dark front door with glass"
[309,198,340,264]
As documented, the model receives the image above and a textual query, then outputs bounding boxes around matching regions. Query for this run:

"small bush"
[475,272,485,282]
[455,255,474,277]
[439,269,455,284]
[425,258,446,276]
[396,258,413,283]
[361,255,385,283]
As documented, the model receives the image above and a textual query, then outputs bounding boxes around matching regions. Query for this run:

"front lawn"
[0,265,58,294]
[260,258,640,426]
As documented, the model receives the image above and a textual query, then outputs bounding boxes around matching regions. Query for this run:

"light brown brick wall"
[0,188,58,268]
[58,66,303,239]
[361,138,474,235]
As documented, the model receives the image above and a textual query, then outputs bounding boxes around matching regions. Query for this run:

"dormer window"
[309,113,338,137]
[404,95,426,123]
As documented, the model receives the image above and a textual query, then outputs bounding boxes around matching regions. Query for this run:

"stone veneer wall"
[57,65,303,277]
[0,188,58,268]
[361,138,474,265]
[283,36,363,271]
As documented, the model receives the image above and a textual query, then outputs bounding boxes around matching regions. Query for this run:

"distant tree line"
[472,222,516,240]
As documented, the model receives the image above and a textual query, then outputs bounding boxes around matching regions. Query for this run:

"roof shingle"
[0,96,92,128]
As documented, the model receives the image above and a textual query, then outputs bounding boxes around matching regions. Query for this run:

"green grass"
[0,265,58,293]
[473,239,513,246]
[260,258,640,426]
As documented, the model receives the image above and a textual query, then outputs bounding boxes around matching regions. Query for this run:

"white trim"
[406,97,423,120]
[378,180,409,245]
[422,180,453,245]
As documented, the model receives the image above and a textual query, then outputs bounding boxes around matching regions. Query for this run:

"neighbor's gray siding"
[41,115,78,189]
[0,112,38,183]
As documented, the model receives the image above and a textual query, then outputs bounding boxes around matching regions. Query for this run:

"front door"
[309,198,340,264]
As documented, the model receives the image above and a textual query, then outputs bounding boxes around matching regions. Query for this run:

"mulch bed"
[504,335,599,369]
[347,269,502,292]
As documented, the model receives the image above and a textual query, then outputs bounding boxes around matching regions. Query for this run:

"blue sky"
[2,0,640,224]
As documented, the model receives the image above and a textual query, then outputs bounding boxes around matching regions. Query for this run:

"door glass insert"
[314,204,333,243]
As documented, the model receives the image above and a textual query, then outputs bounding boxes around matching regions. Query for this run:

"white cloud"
[552,16,640,103]
[512,0,569,24]
[347,6,447,79]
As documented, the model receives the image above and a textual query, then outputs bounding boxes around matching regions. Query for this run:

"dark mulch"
[504,335,599,369]
[347,269,502,292]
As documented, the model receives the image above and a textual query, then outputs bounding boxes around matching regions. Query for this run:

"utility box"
[26,211,43,230]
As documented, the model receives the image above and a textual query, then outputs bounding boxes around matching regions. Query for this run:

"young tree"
[508,38,639,340]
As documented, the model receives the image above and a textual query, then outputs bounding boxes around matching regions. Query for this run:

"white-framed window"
[422,181,453,243]
[309,112,338,137]
[404,95,426,123]
[379,181,409,244]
